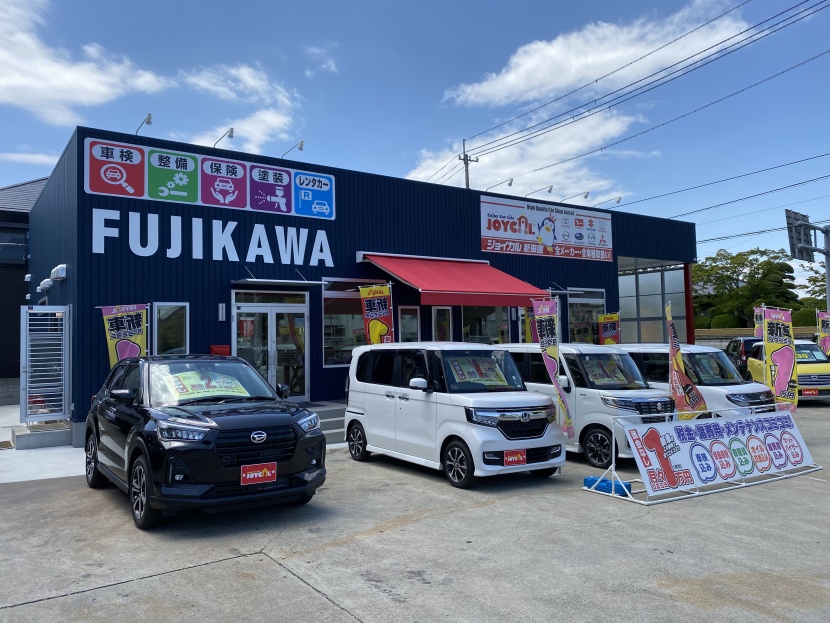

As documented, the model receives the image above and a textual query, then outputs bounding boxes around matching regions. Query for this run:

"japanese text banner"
[818,310,830,356]
[754,306,764,339]
[101,304,148,367]
[763,308,798,409]
[532,298,574,438]
[359,285,394,345]
[666,303,707,419]
[626,410,813,497]
[598,313,620,345]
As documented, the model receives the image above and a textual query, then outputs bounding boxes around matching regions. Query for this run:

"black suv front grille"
[214,426,297,468]
[209,474,305,498]
[497,419,548,440]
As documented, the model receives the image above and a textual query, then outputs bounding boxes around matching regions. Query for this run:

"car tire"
[530,467,559,478]
[347,423,371,462]
[129,454,162,529]
[583,426,614,469]
[84,432,107,489]
[443,440,475,489]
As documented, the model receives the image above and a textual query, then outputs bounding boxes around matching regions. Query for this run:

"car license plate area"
[503,449,526,466]
[240,462,277,485]
[802,388,819,397]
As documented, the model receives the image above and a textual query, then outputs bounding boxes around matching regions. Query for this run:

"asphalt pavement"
[1,400,829,623]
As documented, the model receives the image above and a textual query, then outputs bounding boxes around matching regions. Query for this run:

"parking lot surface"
[1,402,828,623]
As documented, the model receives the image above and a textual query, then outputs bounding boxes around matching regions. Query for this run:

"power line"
[469,1,828,160]
[698,194,830,226]
[464,0,756,143]
[698,218,830,243]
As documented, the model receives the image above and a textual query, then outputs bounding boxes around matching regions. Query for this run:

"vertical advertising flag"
[598,312,620,345]
[524,306,539,343]
[359,285,394,345]
[666,303,708,419]
[763,307,798,409]
[818,310,830,356]
[101,304,148,367]
[532,298,575,439]
[754,306,764,338]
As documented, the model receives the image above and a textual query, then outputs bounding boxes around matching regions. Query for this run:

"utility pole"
[458,139,478,189]
[785,209,830,309]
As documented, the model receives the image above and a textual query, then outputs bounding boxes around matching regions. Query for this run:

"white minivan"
[618,343,775,416]
[501,343,674,469]
[344,342,566,488]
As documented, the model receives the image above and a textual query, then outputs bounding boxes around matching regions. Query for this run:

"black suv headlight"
[157,420,209,441]
[297,411,320,434]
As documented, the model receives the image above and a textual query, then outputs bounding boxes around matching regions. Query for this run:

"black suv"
[724,337,762,379]
[85,355,326,528]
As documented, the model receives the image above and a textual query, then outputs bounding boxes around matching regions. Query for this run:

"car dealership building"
[23,126,696,446]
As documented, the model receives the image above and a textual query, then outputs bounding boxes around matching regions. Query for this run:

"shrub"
[694,316,711,329]
[792,308,819,327]
[710,314,741,329]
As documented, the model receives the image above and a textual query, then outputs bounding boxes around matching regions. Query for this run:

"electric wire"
[698,218,830,243]
[697,194,830,226]
[469,1,828,160]
[464,0,755,142]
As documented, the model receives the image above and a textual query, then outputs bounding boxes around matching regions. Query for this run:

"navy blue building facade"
[28,127,696,444]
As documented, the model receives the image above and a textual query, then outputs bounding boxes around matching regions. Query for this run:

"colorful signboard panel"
[598,313,620,345]
[532,298,575,438]
[481,196,612,262]
[818,311,830,356]
[763,307,798,409]
[359,285,394,344]
[84,138,335,220]
[626,410,813,497]
[754,306,764,339]
[101,304,148,367]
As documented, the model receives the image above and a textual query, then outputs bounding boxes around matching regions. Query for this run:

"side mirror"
[409,377,430,392]
[110,388,134,404]
[275,383,290,399]
[558,375,571,393]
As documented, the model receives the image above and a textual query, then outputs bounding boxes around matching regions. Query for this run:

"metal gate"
[20,306,71,423]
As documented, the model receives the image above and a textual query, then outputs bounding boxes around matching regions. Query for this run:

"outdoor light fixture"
[560,191,590,202]
[24,274,31,282]
[214,127,234,148]
[592,196,622,208]
[39,279,52,291]
[485,178,513,191]
[135,113,152,135]
[525,185,553,198]
[25,294,30,300]
[50,264,67,281]
[281,140,304,158]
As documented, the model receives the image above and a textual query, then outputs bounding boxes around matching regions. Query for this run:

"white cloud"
[0,0,171,126]
[410,0,748,200]
[304,46,339,78]
[0,152,58,165]
[181,64,297,107]
[188,108,297,155]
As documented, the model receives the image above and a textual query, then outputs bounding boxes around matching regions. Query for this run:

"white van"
[344,342,566,488]
[501,343,674,469]
[619,343,775,415]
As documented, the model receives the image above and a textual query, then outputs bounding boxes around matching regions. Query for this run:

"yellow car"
[747,339,830,399]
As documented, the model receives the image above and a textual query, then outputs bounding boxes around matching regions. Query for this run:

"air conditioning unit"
[50,264,67,281]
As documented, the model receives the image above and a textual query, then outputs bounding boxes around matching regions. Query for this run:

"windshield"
[148,359,276,407]
[576,353,647,390]
[796,343,830,363]
[684,351,743,386]
[441,349,525,393]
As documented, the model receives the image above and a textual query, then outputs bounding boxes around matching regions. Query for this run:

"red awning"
[361,253,548,306]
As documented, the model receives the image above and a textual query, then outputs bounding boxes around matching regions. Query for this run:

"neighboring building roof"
[0,178,48,213]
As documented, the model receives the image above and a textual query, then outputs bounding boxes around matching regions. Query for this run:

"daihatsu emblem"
[251,431,267,444]
[520,412,531,423]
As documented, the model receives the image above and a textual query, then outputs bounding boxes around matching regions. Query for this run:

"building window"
[399,307,420,342]
[322,279,379,366]
[463,306,508,344]
[433,307,452,341]
[617,259,686,342]
[154,303,189,355]
[0,229,27,266]
[568,288,605,344]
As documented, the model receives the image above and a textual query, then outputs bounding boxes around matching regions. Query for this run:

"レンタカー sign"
[480,196,613,262]
[84,138,335,220]
[626,410,814,497]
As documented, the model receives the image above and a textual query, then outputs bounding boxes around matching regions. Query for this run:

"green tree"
[800,260,827,302]
[692,248,800,327]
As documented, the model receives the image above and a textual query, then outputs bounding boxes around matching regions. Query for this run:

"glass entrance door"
[234,304,308,401]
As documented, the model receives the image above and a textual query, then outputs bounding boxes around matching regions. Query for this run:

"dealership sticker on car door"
[503,450,527,466]
[240,462,277,485]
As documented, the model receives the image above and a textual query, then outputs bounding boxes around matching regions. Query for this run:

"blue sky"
[1,0,828,287]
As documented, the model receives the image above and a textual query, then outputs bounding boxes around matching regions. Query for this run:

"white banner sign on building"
[480,196,613,262]
[626,411,815,497]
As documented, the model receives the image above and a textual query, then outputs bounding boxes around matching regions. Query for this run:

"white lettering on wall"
[246,224,274,264]
[213,220,238,261]
[90,209,334,268]
[92,209,120,254]
[129,213,159,257]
